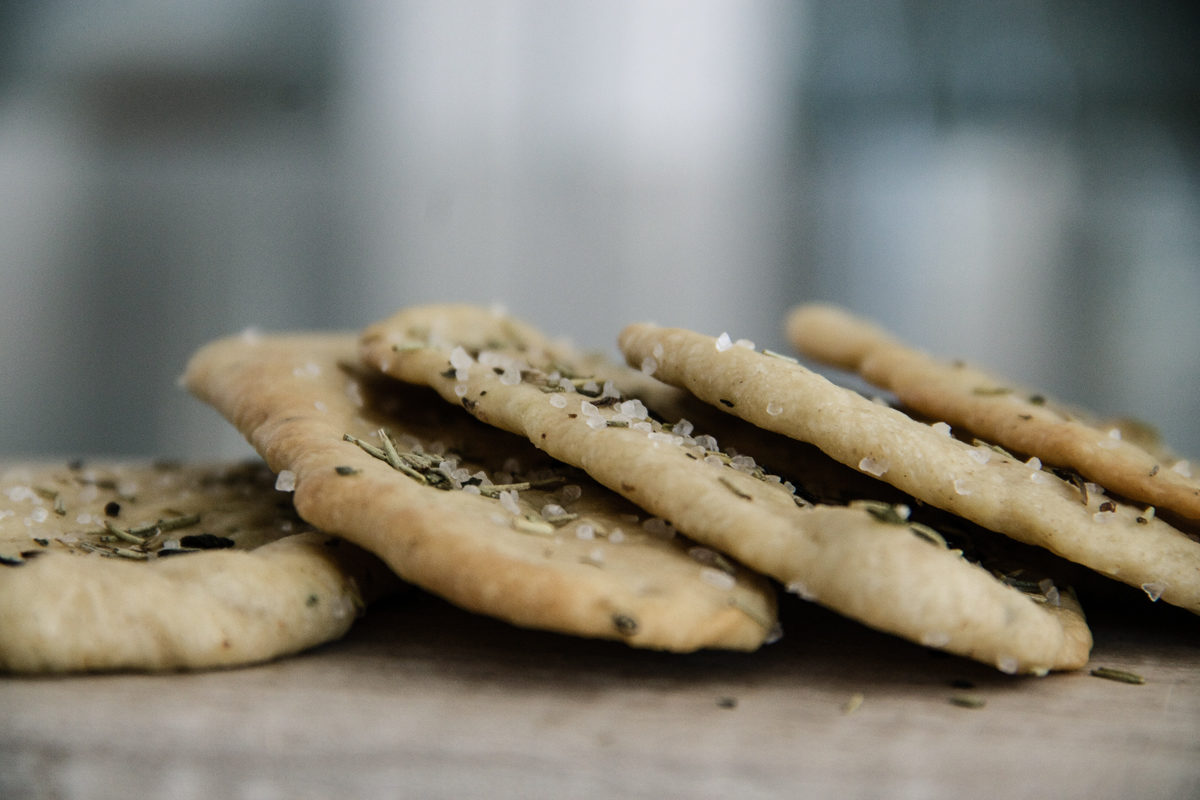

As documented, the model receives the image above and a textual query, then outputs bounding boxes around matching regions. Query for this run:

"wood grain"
[2,589,1198,799]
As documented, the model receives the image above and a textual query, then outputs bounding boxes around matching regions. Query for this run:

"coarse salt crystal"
[5,486,35,503]
[920,631,950,648]
[930,421,952,437]
[1092,509,1115,523]
[449,346,474,370]
[715,332,733,352]
[580,400,601,417]
[293,361,321,378]
[1171,460,1192,478]
[968,448,991,465]
[1141,581,1167,602]
[673,418,694,437]
[560,484,582,503]
[575,524,595,540]
[541,503,566,519]
[652,343,664,360]
[608,528,625,543]
[499,366,522,386]
[640,357,657,375]
[766,401,784,416]
[585,416,607,430]
[858,457,889,478]
[786,580,817,601]
[997,657,1019,675]
[454,383,469,398]
[953,478,972,496]
[498,490,521,516]
[275,470,296,492]
[1026,456,1042,470]
[619,399,648,420]
[548,394,567,408]
[735,338,755,350]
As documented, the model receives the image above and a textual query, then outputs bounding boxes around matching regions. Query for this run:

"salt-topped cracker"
[184,333,775,652]
[786,303,1200,522]
[0,460,398,673]
[362,305,1091,674]
[619,322,1200,617]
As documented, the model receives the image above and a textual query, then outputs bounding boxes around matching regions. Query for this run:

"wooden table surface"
[3,588,1198,800]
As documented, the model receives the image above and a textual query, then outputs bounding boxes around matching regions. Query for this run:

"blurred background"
[1,0,1197,459]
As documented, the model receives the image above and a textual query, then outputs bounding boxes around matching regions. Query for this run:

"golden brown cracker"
[786,303,1200,522]
[0,460,397,673]
[183,332,775,652]
[619,321,1200,617]
[361,305,1091,673]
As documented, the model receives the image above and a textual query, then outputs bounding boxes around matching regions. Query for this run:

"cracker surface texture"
[184,332,775,652]
[0,461,397,673]
[619,322,1200,617]
[361,305,1091,674]
[786,303,1200,522]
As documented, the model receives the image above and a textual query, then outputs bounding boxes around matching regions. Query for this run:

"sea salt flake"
[1141,581,1167,602]
[449,346,474,371]
[858,457,889,478]
[274,470,297,492]
[968,448,991,465]
[786,580,817,601]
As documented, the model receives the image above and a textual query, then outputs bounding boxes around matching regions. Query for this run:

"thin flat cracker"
[0,460,398,673]
[183,332,775,652]
[361,305,1091,674]
[786,303,1200,522]
[619,322,1200,617]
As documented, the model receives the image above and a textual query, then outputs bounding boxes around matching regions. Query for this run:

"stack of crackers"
[3,304,1196,675]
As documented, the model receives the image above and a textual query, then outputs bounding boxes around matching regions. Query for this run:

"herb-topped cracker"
[618,322,1200,617]
[786,304,1200,523]
[0,460,398,673]
[183,333,776,652]
[361,305,1091,674]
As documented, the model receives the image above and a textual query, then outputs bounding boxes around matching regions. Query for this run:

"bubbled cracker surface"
[0,461,397,673]
[619,322,1200,617]
[360,305,1091,673]
[183,332,776,653]
[786,303,1200,522]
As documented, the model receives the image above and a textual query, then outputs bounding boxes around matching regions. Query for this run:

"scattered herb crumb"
[1090,667,1145,685]
[949,693,987,709]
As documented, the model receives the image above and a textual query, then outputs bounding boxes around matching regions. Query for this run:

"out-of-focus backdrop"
[1,1,1197,459]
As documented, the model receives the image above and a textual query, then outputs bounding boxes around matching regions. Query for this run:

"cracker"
[619,322,1200,617]
[786,303,1200,522]
[0,460,398,673]
[361,305,1091,674]
[183,332,775,652]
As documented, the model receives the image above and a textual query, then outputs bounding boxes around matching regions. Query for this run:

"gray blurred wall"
[1,0,1197,460]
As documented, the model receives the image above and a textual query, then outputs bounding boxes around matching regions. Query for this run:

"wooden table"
[3,589,1197,799]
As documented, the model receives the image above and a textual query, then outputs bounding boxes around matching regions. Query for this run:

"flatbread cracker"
[183,333,775,652]
[786,303,1200,522]
[0,460,398,673]
[619,322,1200,617]
[361,305,1091,674]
